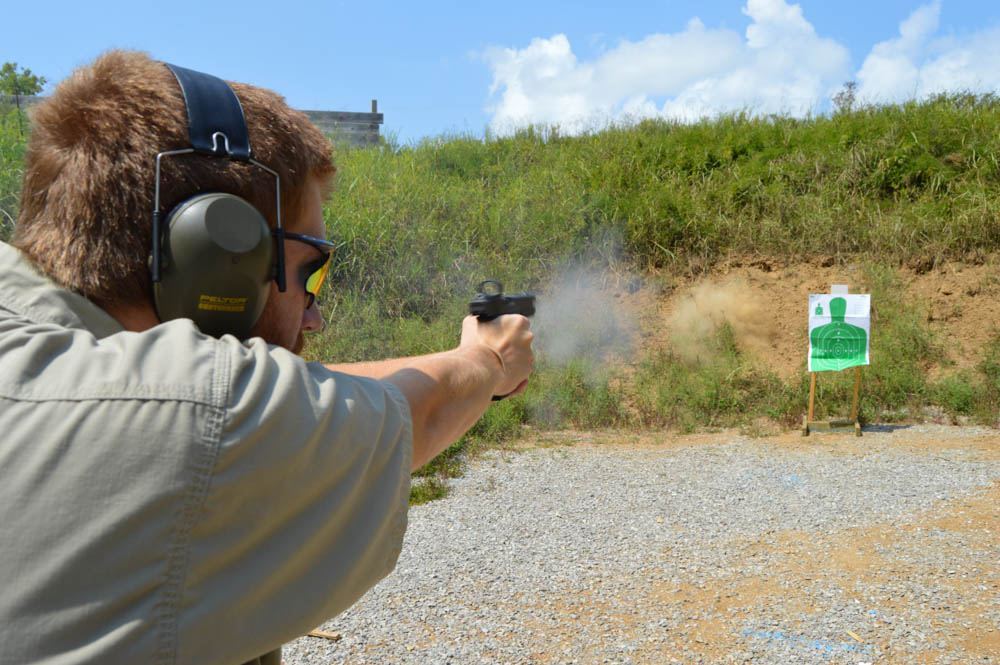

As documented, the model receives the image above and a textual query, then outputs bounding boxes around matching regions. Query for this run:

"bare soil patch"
[612,254,1000,381]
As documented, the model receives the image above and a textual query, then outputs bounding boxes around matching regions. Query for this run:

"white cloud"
[857,2,1000,103]
[483,0,1000,135]
[855,2,941,101]
[484,0,850,134]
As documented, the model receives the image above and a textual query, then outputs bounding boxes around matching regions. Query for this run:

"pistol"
[468,280,535,321]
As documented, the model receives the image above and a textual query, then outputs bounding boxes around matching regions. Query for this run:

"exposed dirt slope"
[620,255,1000,381]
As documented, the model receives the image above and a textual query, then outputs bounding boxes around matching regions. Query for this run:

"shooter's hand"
[460,314,534,398]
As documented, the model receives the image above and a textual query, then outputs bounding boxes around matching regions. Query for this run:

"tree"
[0,62,47,136]
[832,81,857,115]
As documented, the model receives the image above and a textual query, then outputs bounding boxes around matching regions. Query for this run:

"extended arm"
[325,315,533,470]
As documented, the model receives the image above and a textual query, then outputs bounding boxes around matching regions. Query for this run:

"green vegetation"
[2,94,998,503]
[408,476,450,505]
[0,62,46,98]
[0,107,26,240]
[632,324,800,433]
[1,63,42,236]
[1,62,45,141]
[931,332,1000,425]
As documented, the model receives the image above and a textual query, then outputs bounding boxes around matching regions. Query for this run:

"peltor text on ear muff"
[149,63,288,339]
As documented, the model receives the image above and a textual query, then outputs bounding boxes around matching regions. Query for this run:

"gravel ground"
[283,425,1000,664]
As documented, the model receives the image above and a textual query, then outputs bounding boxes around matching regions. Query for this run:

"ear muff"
[153,192,272,339]
[152,62,288,340]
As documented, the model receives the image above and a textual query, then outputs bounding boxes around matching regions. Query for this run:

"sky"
[4,0,999,145]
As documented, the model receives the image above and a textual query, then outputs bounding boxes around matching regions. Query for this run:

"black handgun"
[468,280,535,321]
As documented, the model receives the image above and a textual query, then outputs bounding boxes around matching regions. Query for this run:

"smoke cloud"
[531,268,638,367]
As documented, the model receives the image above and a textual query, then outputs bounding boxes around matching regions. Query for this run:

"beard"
[248,301,305,354]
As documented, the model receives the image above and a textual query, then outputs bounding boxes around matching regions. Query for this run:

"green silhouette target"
[808,294,871,372]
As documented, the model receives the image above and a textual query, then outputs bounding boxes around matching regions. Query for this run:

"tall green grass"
[0,107,26,241]
[631,324,800,433]
[4,94,997,327]
[930,333,1000,426]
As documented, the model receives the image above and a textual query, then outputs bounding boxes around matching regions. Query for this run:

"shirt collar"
[0,241,125,339]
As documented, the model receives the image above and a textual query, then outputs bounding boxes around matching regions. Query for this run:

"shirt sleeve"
[176,336,412,665]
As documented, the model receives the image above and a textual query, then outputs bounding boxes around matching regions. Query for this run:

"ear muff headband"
[151,63,288,339]
[167,63,252,161]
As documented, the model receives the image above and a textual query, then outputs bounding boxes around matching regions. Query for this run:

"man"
[0,50,533,664]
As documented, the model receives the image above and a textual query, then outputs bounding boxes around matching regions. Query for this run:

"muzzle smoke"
[532,268,638,366]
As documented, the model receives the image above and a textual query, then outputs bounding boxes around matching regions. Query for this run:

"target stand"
[802,366,862,437]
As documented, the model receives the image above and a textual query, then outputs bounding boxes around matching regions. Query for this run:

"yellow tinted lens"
[305,254,332,297]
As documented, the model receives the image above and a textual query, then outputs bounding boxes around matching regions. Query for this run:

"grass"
[977,334,1000,425]
[0,107,27,241]
[409,476,451,505]
[631,323,799,432]
[931,332,1000,426]
[522,359,628,429]
[863,264,945,415]
[308,95,1000,502]
[3,96,999,504]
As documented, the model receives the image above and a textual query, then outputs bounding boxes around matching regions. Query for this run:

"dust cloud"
[666,278,774,363]
[531,268,638,366]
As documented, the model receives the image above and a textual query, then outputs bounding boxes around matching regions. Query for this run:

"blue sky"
[4,0,999,144]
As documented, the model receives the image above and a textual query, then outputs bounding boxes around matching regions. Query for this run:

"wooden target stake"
[803,366,863,437]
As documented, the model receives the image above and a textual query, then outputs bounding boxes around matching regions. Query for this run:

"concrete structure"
[1,95,384,148]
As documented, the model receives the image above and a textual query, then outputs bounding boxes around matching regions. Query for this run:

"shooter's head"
[13,50,335,314]
[12,50,339,352]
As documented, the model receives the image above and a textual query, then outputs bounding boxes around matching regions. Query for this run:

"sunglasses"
[276,231,337,308]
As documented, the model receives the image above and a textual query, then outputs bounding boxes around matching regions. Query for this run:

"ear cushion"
[154,193,272,338]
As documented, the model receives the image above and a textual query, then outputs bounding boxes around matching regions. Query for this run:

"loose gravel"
[283,425,1000,664]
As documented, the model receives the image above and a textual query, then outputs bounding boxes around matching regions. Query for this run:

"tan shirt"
[0,242,412,665]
